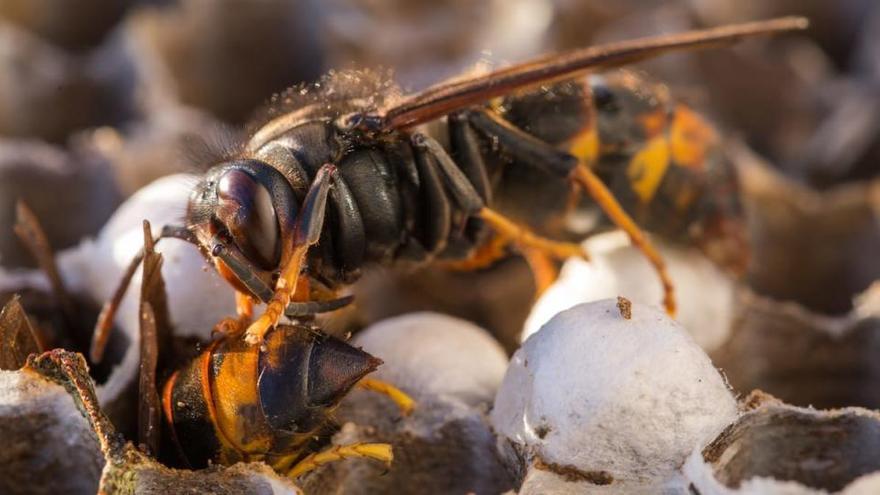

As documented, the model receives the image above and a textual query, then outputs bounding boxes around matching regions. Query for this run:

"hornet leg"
[357,378,415,416]
[520,249,561,297]
[441,231,512,271]
[236,291,255,319]
[570,164,676,315]
[468,109,676,316]
[411,132,586,266]
[445,115,584,296]
[212,291,256,336]
[440,232,560,297]
[287,443,393,479]
[244,164,336,345]
[477,207,585,261]
[210,232,353,319]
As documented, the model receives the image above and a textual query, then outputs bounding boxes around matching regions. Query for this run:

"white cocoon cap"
[306,313,515,494]
[60,173,236,339]
[353,311,509,407]
[493,299,737,490]
[57,174,235,404]
[524,231,735,352]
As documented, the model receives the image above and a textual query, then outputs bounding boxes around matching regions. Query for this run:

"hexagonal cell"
[0,369,104,495]
[686,393,880,493]
[736,145,880,315]
[712,289,880,410]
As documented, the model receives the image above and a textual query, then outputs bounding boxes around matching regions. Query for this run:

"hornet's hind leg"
[439,229,563,297]
[468,109,676,316]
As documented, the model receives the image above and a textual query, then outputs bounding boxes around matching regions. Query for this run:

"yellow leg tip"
[665,297,677,318]
[358,378,416,416]
[351,443,394,464]
[287,443,393,479]
[244,317,271,345]
[572,164,676,317]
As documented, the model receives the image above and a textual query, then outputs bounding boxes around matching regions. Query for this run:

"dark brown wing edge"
[376,16,808,130]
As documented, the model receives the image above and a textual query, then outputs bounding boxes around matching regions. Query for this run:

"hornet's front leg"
[244,164,336,345]
[211,291,257,336]
[210,229,354,324]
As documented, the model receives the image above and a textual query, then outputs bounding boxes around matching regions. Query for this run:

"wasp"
[162,322,395,476]
[129,221,407,479]
[6,202,403,483]
[90,17,807,356]
[4,208,398,484]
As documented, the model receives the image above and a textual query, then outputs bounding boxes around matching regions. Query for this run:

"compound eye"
[217,169,280,269]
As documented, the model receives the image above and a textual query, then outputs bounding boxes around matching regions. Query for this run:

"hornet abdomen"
[496,71,736,245]
[162,324,380,470]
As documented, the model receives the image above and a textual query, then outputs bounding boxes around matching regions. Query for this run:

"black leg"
[449,112,493,203]
[412,129,585,268]
[467,109,578,177]
[410,132,484,214]
[411,130,491,258]
[411,137,453,254]
[285,296,355,317]
[466,108,676,316]
[209,234,275,303]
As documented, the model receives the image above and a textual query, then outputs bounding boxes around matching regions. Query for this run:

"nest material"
[0,369,104,495]
[301,312,515,494]
[686,391,880,493]
[712,289,880,410]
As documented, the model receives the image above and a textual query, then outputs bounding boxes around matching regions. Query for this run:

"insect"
[8,203,403,483]
[90,17,807,357]
[130,221,404,478]
[162,322,394,475]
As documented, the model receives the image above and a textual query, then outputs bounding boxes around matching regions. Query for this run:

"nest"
[2,1,880,494]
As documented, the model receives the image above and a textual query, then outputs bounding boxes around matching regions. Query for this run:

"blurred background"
[1,0,879,365]
[4,5,880,493]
